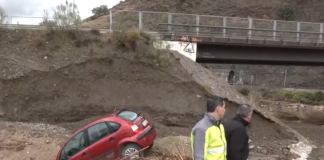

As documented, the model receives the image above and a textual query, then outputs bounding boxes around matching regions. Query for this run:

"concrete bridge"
[157,23,324,66]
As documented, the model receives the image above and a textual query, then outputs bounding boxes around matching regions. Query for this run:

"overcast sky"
[0,0,123,24]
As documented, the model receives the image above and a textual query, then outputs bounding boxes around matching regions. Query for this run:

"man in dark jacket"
[224,104,253,160]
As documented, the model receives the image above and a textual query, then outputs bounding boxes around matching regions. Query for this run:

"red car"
[56,109,157,160]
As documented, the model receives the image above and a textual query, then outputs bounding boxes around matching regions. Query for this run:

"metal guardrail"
[157,23,324,43]
[2,9,324,43]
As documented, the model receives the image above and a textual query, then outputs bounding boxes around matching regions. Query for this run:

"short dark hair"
[207,96,224,112]
[237,104,253,118]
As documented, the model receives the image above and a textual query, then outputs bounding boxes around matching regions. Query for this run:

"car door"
[86,122,117,160]
[58,131,90,160]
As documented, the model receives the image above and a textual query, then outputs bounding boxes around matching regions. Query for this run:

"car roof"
[71,109,125,135]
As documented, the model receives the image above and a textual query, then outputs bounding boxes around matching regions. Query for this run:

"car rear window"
[116,110,139,122]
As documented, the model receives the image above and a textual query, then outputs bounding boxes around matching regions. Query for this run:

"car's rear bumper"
[135,124,157,148]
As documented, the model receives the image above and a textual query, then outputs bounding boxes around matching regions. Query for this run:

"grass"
[238,87,324,105]
[262,89,324,105]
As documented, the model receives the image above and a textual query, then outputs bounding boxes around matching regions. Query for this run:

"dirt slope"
[86,0,324,24]
[0,29,313,159]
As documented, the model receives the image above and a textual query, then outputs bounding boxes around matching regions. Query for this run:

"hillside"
[0,28,317,159]
[83,0,324,29]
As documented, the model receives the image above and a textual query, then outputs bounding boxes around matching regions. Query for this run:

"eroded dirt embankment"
[0,29,310,159]
[0,54,300,159]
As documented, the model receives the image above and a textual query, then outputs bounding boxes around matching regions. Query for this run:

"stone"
[283,149,289,155]
[261,149,268,154]
[249,145,255,149]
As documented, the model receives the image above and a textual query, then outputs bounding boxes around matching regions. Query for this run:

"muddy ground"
[0,29,320,159]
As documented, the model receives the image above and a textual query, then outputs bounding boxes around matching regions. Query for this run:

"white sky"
[0,0,123,24]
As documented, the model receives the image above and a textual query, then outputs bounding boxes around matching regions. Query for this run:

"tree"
[0,6,7,24]
[50,0,82,30]
[92,5,109,16]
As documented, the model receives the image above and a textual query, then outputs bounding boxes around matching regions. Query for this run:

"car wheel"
[121,144,143,159]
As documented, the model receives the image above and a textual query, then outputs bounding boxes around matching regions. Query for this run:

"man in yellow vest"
[191,96,227,160]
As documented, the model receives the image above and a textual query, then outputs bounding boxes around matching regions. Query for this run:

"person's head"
[207,96,226,119]
[237,104,253,122]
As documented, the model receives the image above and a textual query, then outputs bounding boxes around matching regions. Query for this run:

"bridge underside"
[196,43,324,66]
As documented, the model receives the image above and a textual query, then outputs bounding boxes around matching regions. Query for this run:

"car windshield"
[116,110,139,122]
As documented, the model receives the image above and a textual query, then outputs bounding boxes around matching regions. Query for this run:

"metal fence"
[3,10,324,42]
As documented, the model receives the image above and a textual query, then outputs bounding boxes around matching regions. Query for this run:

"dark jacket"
[224,115,250,160]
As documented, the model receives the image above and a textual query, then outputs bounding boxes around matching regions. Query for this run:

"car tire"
[147,142,154,150]
[120,144,143,159]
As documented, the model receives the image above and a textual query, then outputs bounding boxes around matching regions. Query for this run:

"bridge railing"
[3,10,324,43]
[156,23,323,43]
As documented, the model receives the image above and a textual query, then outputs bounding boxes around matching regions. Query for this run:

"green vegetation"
[278,6,295,21]
[238,87,324,105]
[92,5,109,16]
[260,89,324,105]
[0,6,6,24]
[42,0,82,31]
[239,87,250,96]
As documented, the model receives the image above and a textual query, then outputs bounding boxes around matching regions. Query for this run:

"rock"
[283,149,289,155]
[45,140,50,144]
[261,149,268,154]
[0,110,5,116]
[30,157,35,160]
[249,145,255,149]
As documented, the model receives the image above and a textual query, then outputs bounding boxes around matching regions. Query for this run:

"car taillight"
[127,121,140,134]
[131,124,140,134]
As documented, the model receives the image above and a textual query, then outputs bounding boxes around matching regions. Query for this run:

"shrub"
[278,6,295,21]
[42,0,82,32]
[92,5,109,16]
[125,30,141,51]
[90,29,100,35]
[0,6,6,25]
[249,90,263,105]
[239,87,250,96]
[313,91,324,101]
[112,29,170,67]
